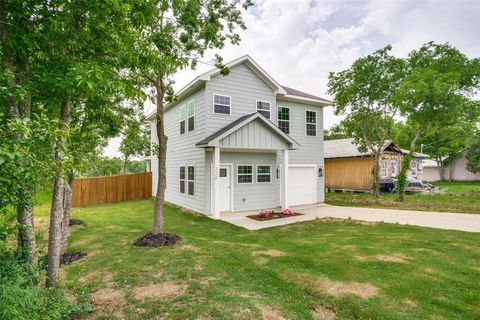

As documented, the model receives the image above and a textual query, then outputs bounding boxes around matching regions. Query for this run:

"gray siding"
[276,99,325,203]
[151,88,207,213]
[205,63,277,136]
[205,151,278,213]
[219,118,289,150]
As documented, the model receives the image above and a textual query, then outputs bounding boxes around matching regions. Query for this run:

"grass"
[33,199,480,319]
[325,181,480,214]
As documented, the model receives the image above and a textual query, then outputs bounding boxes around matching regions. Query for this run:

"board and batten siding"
[151,88,206,213]
[276,99,325,203]
[204,63,277,136]
[324,157,374,191]
[219,118,289,150]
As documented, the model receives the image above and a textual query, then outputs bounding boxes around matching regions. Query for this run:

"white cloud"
[105,0,480,156]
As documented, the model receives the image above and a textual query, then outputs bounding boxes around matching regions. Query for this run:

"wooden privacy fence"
[72,172,152,207]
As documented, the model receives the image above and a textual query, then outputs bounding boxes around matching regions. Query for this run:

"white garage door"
[288,165,316,206]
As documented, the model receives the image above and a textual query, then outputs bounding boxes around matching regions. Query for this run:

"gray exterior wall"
[151,88,207,213]
[151,62,326,215]
[276,99,325,202]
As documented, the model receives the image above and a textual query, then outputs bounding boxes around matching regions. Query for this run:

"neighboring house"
[149,55,331,218]
[324,138,428,191]
[422,150,480,181]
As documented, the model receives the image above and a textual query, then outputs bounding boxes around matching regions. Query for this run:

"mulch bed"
[61,252,87,265]
[69,219,84,226]
[134,232,181,247]
[247,212,303,221]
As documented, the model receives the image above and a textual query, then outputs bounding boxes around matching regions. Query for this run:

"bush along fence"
[72,172,152,207]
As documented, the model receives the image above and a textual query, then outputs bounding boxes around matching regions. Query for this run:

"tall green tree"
[328,45,405,196]
[466,130,480,173]
[124,0,252,237]
[119,113,150,174]
[395,42,480,200]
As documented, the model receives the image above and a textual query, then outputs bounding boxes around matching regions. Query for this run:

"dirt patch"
[134,232,181,247]
[61,252,87,265]
[255,257,270,264]
[312,306,336,320]
[91,288,125,306]
[313,276,378,299]
[252,249,285,257]
[354,255,368,262]
[133,281,187,300]
[179,243,200,252]
[403,298,417,308]
[376,254,409,263]
[260,306,287,320]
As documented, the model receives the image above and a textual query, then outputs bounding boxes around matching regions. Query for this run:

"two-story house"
[149,55,331,219]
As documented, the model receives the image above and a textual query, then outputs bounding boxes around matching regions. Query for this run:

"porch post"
[211,146,220,219]
[281,149,289,210]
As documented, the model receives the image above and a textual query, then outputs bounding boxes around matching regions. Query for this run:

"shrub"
[0,223,78,320]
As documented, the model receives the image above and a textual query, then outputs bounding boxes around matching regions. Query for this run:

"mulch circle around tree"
[134,232,181,247]
[69,219,84,226]
[247,212,303,221]
[61,252,87,265]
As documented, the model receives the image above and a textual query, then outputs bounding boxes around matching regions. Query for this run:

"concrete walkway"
[219,204,480,233]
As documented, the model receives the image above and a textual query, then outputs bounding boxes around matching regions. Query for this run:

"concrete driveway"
[219,204,480,232]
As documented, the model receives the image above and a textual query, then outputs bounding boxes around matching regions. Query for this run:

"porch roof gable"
[196,112,300,150]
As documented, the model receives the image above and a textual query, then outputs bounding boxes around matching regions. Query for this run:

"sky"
[104,0,480,157]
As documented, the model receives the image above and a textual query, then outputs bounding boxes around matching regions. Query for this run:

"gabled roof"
[399,148,430,159]
[147,55,331,119]
[196,112,300,149]
[324,138,403,159]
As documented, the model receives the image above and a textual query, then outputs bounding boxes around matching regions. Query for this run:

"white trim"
[256,164,272,183]
[236,164,254,184]
[179,104,187,135]
[305,109,317,137]
[256,100,272,119]
[213,93,232,115]
[187,165,195,197]
[278,94,331,107]
[211,147,221,219]
[220,163,234,212]
[288,163,318,204]
[277,106,290,135]
[281,150,289,209]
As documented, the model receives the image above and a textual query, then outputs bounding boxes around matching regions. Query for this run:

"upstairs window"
[179,166,186,193]
[306,110,317,136]
[214,94,231,114]
[257,165,271,183]
[179,105,186,134]
[187,99,195,132]
[188,166,195,196]
[237,165,253,184]
[278,106,290,134]
[256,101,271,119]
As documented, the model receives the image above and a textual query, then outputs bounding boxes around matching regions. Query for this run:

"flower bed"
[247,208,302,221]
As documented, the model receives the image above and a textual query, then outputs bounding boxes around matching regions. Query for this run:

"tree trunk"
[46,98,71,287]
[397,126,424,202]
[371,152,381,198]
[153,82,166,235]
[60,173,74,256]
[123,157,128,174]
[16,191,36,264]
[436,157,446,181]
[449,162,454,182]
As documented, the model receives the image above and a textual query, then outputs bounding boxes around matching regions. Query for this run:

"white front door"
[219,165,231,212]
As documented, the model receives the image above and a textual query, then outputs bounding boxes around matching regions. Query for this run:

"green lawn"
[325,181,480,214]
[36,199,480,319]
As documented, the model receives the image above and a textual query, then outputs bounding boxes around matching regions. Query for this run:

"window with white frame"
[179,166,186,194]
[187,165,195,196]
[256,165,271,183]
[256,101,271,119]
[278,106,290,134]
[187,99,195,132]
[213,94,231,114]
[179,105,186,134]
[391,159,397,176]
[380,159,387,177]
[237,165,253,183]
[306,110,317,136]
[411,160,417,176]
